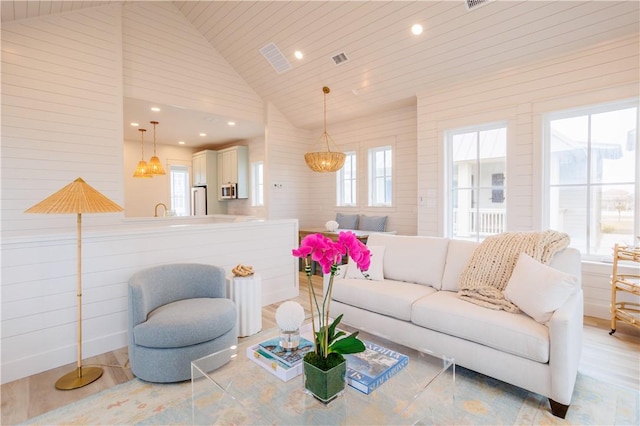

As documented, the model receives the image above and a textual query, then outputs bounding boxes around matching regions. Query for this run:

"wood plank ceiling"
[2,1,639,130]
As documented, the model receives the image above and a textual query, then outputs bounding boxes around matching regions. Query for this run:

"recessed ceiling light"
[227,121,236,126]
[130,122,139,126]
[199,133,207,137]
[411,24,423,35]
[178,141,185,145]
[151,107,161,112]
[294,51,303,60]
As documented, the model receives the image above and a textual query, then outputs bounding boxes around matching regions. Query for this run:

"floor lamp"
[25,177,123,390]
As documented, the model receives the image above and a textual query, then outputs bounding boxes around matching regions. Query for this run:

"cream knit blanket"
[458,230,570,312]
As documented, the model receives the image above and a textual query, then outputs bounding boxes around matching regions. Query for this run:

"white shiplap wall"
[307,104,418,235]
[122,1,263,126]
[0,4,125,384]
[1,219,298,384]
[265,102,315,224]
[1,4,124,237]
[0,2,298,384]
[416,34,640,318]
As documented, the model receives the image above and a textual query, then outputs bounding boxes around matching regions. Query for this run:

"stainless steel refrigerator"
[191,186,207,216]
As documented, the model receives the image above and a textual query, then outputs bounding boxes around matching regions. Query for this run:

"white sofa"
[327,233,582,418]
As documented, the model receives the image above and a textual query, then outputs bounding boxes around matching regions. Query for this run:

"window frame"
[336,151,357,206]
[251,161,264,207]
[542,98,639,259]
[367,145,393,207]
[445,121,508,242]
[169,164,190,216]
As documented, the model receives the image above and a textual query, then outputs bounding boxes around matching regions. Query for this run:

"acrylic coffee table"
[191,321,455,425]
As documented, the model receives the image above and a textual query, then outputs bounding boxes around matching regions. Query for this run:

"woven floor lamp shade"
[25,177,124,215]
[25,177,123,390]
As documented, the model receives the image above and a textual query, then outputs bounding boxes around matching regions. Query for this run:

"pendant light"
[133,128,152,178]
[148,120,166,175]
[304,86,345,173]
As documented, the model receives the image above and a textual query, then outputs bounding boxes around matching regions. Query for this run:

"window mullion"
[475,130,481,238]
[586,114,592,252]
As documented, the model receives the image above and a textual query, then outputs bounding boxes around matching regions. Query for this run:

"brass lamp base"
[55,366,103,390]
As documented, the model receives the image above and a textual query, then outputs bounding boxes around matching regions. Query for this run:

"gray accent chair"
[128,263,237,383]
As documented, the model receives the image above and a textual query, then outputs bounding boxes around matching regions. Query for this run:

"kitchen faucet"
[154,203,167,217]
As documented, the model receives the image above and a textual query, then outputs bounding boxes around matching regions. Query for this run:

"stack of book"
[247,332,409,392]
[344,341,409,394]
[247,336,314,382]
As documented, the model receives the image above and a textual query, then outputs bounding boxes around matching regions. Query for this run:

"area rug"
[22,368,638,425]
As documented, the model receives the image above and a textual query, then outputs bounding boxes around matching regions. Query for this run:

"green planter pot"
[303,359,347,403]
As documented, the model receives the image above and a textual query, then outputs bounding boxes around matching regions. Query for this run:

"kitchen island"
[1,217,299,384]
[121,213,262,228]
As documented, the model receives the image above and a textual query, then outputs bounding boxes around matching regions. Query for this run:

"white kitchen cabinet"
[218,149,237,184]
[217,146,248,199]
[192,151,208,186]
[192,150,226,214]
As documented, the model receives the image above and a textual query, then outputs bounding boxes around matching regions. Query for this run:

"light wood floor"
[2,273,639,425]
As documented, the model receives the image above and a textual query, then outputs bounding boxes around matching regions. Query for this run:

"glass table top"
[191,320,455,425]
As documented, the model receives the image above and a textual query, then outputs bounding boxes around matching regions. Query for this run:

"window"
[337,151,357,206]
[170,165,190,216]
[252,161,264,206]
[447,123,507,241]
[368,146,392,206]
[544,100,638,257]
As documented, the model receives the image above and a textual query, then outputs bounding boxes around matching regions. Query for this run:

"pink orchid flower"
[293,231,370,274]
[292,231,371,361]
[338,231,371,271]
[293,233,342,274]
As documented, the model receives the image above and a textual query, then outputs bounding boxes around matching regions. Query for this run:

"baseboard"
[584,301,611,321]
[1,331,127,385]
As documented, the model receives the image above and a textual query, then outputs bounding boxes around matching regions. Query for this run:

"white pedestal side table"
[227,273,262,337]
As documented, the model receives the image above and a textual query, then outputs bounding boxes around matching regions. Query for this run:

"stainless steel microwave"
[220,183,237,199]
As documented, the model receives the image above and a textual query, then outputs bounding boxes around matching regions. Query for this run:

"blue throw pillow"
[336,213,359,230]
[358,215,387,232]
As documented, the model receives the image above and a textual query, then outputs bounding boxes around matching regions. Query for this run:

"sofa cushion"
[358,214,387,231]
[332,278,437,321]
[441,239,478,291]
[133,298,236,348]
[336,213,359,230]
[504,253,579,324]
[366,233,449,289]
[411,291,550,363]
[345,245,385,280]
[549,247,582,285]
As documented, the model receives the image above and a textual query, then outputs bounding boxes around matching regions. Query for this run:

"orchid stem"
[305,259,320,356]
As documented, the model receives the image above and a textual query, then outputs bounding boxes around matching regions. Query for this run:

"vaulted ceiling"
[2,1,639,133]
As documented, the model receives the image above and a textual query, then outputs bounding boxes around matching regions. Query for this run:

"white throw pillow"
[503,252,579,324]
[345,245,385,281]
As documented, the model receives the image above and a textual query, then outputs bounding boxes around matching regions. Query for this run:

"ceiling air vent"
[259,42,292,74]
[465,0,491,11]
[331,52,349,66]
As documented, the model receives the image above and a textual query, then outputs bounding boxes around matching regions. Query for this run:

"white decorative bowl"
[325,220,339,232]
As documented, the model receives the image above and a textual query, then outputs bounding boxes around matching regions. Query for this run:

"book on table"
[246,344,304,382]
[257,336,314,367]
[344,340,409,394]
[247,324,315,382]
